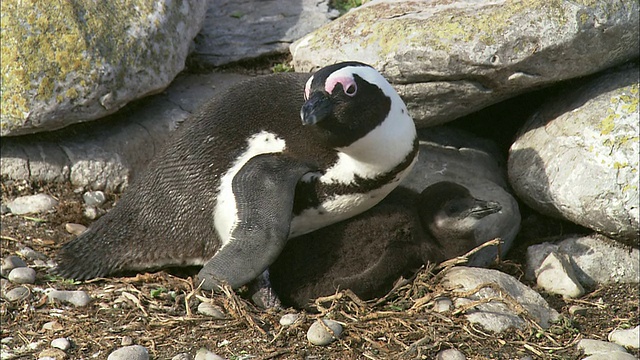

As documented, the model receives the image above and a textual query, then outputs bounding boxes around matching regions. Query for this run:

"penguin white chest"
[214,131,286,246]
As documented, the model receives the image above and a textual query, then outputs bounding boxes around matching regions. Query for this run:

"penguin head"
[300,62,412,150]
[418,182,502,242]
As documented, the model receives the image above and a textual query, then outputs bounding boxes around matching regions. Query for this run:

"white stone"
[8,267,36,284]
[433,297,453,313]
[50,338,70,351]
[441,267,559,333]
[535,251,584,298]
[578,338,628,355]
[47,290,92,307]
[107,345,149,360]
[279,313,301,326]
[64,223,87,236]
[609,325,640,349]
[436,348,466,360]
[307,319,343,346]
[526,235,640,287]
[7,194,58,214]
[194,348,225,360]
[582,352,637,360]
[197,302,225,319]
[82,191,106,206]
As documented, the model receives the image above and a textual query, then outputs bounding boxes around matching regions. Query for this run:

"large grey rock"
[401,127,520,266]
[527,234,639,287]
[1,1,207,136]
[441,267,560,333]
[192,0,337,67]
[107,345,149,360]
[291,0,639,128]
[609,325,640,349]
[1,72,249,191]
[509,65,639,243]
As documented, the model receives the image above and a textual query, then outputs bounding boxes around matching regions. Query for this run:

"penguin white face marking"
[320,66,417,185]
[304,75,314,101]
[214,131,286,247]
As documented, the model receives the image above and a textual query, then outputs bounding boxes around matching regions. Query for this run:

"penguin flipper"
[198,154,317,290]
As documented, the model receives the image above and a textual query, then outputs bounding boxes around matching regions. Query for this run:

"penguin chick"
[54,62,417,291]
[268,181,501,310]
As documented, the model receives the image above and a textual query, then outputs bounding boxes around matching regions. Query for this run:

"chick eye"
[344,83,357,97]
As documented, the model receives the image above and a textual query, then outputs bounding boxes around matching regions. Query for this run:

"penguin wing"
[198,153,318,290]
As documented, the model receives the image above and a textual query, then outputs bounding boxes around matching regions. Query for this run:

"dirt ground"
[1,177,639,360]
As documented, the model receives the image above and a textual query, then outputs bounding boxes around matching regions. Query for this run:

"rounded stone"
[82,190,106,207]
[279,313,301,326]
[51,337,71,351]
[8,267,36,284]
[307,319,343,346]
[608,325,640,349]
[436,348,466,360]
[47,290,92,307]
[1,255,27,276]
[4,286,30,302]
[172,353,194,360]
[433,297,453,313]
[194,348,225,360]
[38,347,67,359]
[107,345,149,360]
[64,223,87,236]
[6,193,58,214]
[121,336,133,346]
[197,302,225,319]
[42,321,64,332]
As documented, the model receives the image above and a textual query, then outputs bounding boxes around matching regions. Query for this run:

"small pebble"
[42,321,64,332]
[279,313,300,326]
[307,319,343,346]
[4,286,30,302]
[1,255,27,276]
[83,191,106,207]
[1,337,13,345]
[51,338,71,351]
[569,305,588,317]
[197,302,226,319]
[7,193,58,215]
[608,325,640,349]
[107,345,149,360]
[433,297,453,313]
[194,348,225,360]
[8,267,36,284]
[121,336,133,346]
[83,205,105,220]
[436,348,466,360]
[172,353,194,360]
[38,347,67,359]
[64,223,87,236]
[18,246,47,261]
[47,290,92,307]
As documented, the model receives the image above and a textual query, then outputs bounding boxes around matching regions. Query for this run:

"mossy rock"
[0,0,207,136]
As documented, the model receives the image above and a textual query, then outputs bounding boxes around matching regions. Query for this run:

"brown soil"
[1,179,638,360]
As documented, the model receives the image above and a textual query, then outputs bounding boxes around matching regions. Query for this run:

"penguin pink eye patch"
[325,76,358,97]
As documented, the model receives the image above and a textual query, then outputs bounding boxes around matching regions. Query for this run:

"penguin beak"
[301,92,332,126]
[467,199,502,218]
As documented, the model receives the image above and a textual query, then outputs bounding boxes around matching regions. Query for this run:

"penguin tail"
[54,215,127,281]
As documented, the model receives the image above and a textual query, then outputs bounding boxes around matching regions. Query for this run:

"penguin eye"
[344,83,357,97]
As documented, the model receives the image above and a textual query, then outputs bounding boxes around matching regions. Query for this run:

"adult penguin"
[55,62,418,291]
[268,182,502,309]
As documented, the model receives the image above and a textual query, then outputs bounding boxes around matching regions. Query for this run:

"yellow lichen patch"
[1,0,186,133]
